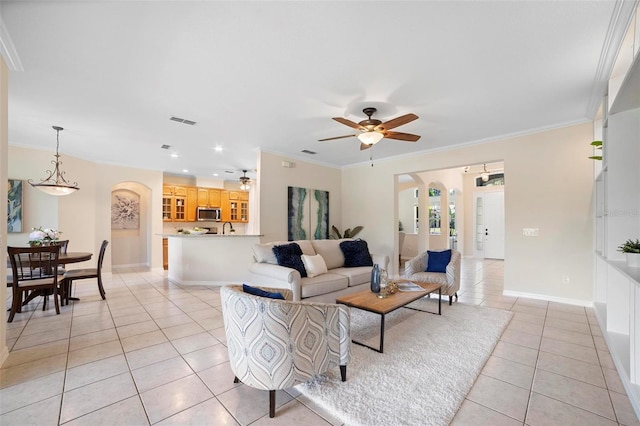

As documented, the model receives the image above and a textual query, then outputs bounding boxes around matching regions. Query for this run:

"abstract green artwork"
[8,179,22,233]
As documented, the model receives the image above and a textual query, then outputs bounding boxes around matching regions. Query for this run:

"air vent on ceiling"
[161,144,171,149]
[301,149,316,155]
[170,116,197,125]
[225,170,235,174]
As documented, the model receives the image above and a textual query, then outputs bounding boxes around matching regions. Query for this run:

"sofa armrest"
[248,262,303,300]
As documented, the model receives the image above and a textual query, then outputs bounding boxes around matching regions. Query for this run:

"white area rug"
[299,299,513,426]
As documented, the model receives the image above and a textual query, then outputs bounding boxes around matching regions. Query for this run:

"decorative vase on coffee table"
[370,264,380,293]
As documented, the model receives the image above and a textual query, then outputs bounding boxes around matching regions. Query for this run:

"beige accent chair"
[404,250,461,305]
[221,285,351,418]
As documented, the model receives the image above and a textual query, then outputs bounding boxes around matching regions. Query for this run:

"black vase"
[370,264,380,293]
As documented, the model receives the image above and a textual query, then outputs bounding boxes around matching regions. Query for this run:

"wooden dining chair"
[7,245,62,322]
[61,240,109,304]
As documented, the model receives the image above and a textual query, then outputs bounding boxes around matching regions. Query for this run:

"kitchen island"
[162,234,262,286]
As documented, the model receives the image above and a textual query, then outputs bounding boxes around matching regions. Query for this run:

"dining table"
[7,250,94,305]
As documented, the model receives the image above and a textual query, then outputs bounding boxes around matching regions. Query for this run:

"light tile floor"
[1,259,639,425]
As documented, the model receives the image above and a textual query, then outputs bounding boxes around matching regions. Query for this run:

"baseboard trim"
[503,290,593,307]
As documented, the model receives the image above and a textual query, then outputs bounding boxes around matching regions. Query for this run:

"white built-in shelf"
[608,259,640,284]
[610,52,640,114]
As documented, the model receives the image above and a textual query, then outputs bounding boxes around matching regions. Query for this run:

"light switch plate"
[523,228,539,237]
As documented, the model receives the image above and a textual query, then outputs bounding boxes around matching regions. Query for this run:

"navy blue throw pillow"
[426,249,452,273]
[340,239,373,267]
[242,284,285,300]
[272,243,307,278]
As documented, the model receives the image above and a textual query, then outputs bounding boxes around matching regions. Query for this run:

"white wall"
[343,123,594,304]
[1,55,9,365]
[257,151,342,243]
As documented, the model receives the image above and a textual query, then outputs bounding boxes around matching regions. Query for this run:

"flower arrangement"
[29,226,61,246]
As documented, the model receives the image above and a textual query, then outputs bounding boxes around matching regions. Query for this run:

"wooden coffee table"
[336,280,442,353]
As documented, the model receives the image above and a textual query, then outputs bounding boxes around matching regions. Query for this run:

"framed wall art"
[7,179,22,233]
[287,187,329,241]
[111,189,140,229]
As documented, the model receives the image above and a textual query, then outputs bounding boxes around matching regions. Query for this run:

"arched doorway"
[110,182,152,267]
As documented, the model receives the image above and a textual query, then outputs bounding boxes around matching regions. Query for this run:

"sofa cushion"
[301,254,328,278]
[426,249,452,273]
[311,239,346,270]
[300,274,348,298]
[340,239,373,267]
[253,242,279,264]
[331,266,372,287]
[242,283,285,299]
[295,240,317,256]
[272,243,307,278]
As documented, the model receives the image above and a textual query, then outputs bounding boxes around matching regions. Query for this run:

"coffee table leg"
[379,314,385,353]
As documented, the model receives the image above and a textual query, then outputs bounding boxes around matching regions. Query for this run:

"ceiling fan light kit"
[29,126,80,196]
[319,107,421,149]
[239,170,251,190]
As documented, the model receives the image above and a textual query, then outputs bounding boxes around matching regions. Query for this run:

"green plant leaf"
[590,140,602,147]
[588,156,602,160]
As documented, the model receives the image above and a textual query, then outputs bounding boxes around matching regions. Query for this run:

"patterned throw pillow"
[272,242,308,278]
[426,249,452,273]
[339,239,373,267]
[242,284,284,299]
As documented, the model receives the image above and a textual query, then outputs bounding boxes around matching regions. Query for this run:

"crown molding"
[0,18,23,71]
[585,0,639,119]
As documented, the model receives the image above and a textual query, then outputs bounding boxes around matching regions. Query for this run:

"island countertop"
[162,234,262,285]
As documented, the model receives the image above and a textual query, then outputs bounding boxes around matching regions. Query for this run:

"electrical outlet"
[562,275,570,284]
[523,228,539,237]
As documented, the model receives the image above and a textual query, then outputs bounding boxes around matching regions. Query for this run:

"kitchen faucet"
[222,222,234,235]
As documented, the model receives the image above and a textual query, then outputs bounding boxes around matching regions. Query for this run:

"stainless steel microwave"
[197,207,221,222]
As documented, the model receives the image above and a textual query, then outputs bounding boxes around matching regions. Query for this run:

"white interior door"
[474,191,505,259]
[483,191,505,259]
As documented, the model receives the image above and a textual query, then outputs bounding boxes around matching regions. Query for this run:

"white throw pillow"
[301,254,328,278]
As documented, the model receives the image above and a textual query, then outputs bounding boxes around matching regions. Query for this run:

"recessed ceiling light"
[212,173,219,176]
[214,146,223,152]
[182,169,189,173]
[170,153,179,158]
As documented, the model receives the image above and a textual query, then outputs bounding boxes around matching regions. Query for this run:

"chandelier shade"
[29,126,79,196]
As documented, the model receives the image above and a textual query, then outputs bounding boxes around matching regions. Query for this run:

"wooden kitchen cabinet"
[186,187,197,222]
[220,190,230,222]
[162,185,191,222]
[163,238,168,270]
[197,188,221,207]
[208,189,221,207]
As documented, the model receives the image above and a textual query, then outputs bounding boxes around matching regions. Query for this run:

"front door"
[474,191,505,259]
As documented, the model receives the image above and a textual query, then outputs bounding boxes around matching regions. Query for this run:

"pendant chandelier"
[29,126,79,196]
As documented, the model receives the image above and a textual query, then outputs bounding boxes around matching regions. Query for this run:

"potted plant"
[330,225,363,239]
[617,238,640,267]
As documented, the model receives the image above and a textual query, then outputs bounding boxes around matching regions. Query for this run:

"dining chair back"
[61,240,109,304]
[56,240,69,274]
[7,245,62,322]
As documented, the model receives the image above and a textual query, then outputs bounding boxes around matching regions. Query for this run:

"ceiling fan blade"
[376,113,419,131]
[333,117,364,130]
[360,143,372,150]
[318,134,357,142]
[384,131,421,142]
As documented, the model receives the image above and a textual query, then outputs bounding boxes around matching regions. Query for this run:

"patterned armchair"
[221,285,351,418]
[404,250,461,305]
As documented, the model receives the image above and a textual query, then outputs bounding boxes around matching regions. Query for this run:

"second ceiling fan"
[319,107,420,150]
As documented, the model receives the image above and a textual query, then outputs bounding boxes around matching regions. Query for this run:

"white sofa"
[248,239,389,303]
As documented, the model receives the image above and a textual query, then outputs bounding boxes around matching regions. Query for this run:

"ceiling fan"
[319,107,420,150]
